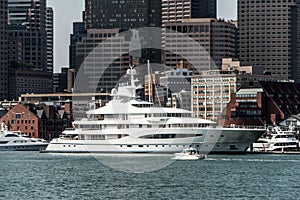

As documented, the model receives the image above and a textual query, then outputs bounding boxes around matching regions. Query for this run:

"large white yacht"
[45,67,265,154]
[0,123,48,151]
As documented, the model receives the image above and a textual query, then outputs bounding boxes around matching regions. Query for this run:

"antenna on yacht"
[127,65,136,87]
[147,60,152,103]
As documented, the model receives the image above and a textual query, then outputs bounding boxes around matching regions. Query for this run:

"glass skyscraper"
[238,0,300,82]
[0,0,8,100]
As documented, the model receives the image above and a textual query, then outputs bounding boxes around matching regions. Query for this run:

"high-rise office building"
[84,0,162,65]
[8,69,53,100]
[164,18,237,69]
[73,0,162,93]
[69,22,86,69]
[0,0,8,100]
[75,29,133,92]
[161,0,220,70]
[238,0,300,82]
[8,0,47,71]
[46,7,53,73]
[7,0,52,100]
[85,0,161,29]
[161,0,216,26]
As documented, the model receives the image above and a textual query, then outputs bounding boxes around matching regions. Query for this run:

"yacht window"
[138,145,143,148]
[5,134,19,137]
[127,145,132,147]
[229,144,238,150]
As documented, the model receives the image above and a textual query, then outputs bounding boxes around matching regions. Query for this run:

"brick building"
[220,81,300,126]
[0,103,39,138]
[0,101,73,140]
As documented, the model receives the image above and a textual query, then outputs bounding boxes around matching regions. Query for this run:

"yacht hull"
[0,144,48,151]
[44,128,264,154]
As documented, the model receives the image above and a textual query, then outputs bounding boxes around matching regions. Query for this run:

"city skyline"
[47,0,237,72]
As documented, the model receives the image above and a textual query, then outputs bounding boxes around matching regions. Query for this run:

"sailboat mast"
[147,60,151,103]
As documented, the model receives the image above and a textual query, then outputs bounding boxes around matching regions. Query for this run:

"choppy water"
[1,152,300,199]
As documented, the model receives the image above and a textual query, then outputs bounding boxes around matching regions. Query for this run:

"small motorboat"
[172,147,206,160]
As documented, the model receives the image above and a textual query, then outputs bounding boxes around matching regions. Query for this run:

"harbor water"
[1,152,300,199]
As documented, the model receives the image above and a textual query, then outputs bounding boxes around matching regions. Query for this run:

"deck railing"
[221,125,265,130]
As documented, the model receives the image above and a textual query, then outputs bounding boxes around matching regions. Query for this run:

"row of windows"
[140,134,203,139]
[236,94,257,98]
[240,0,293,4]
[120,144,200,148]
[5,113,31,118]
[4,119,34,124]
[8,125,34,130]
[62,144,206,148]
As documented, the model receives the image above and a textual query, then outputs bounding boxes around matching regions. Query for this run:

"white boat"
[250,126,298,152]
[0,123,48,151]
[172,147,206,160]
[44,67,265,154]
